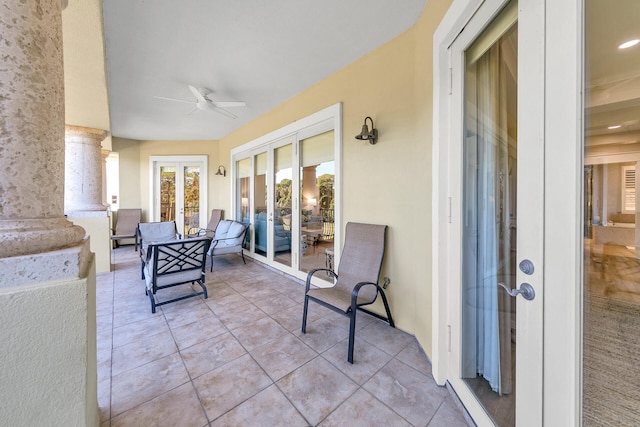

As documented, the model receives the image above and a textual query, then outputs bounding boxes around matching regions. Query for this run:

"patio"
[96,247,472,426]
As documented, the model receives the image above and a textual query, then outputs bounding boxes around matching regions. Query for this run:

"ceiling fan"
[154,85,246,119]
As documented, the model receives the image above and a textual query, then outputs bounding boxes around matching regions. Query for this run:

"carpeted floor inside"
[583,290,640,426]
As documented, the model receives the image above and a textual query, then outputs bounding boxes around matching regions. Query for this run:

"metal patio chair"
[187,208,223,238]
[138,221,181,279]
[207,220,249,271]
[301,222,394,363]
[142,236,210,313]
[111,208,141,249]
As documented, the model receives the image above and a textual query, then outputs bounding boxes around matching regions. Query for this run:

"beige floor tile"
[358,318,414,356]
[428,396,472,427]
[210,384,307,426]
[396,338,434,378]
[277,356,358,426]
[194,353,272,421]
[110,382,207,427]
[251,293,299,316]
[161,299,215,329]
[171,315,227,350]
[322,337,393,385]
[272,303,323,333]
[216,302,267,331]
[180,332,246,379]
[112,315,170,349]
[231,316,289,351]
[111,328,178,376]
[204,291,251,314]
[363,358,449,426]
[295,316,349,353]
[250,334,317,381]
[319,388,411,427]
[111,352,189,417]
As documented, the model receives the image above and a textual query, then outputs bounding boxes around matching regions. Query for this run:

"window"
[621,165,636,213]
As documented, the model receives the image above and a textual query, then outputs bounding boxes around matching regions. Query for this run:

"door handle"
[498,282,536,301]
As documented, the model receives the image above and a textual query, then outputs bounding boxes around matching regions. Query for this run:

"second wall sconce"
[355,116,378,145]
[215,165,226,177]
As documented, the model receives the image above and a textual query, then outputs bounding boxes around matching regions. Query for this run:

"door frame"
[149,155,208,234]
[433,0,583,425]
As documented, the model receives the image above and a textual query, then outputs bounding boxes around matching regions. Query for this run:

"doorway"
[150,155,208,236]
[434,0,545,425]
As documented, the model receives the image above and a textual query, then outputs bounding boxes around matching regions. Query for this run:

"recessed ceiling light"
[608,125,622,130]
[619,39,640,49]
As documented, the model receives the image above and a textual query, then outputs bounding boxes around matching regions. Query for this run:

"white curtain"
[462,35,514,395]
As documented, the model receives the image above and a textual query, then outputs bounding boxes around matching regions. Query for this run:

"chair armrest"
[304,268,337,292]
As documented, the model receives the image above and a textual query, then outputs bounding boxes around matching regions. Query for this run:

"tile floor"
[97,247,473,426]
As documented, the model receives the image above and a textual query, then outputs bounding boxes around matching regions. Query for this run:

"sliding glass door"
[230,106,341,283]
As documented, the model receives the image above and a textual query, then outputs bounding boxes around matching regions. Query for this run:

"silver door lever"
[498,282,535,301]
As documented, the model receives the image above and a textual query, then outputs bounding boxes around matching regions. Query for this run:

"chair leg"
[301,295,309,333]
[210,255,213,272]
[148,290,156,313]
[379,289,395,328]
[348,310,356,364]
[241,250,246,264]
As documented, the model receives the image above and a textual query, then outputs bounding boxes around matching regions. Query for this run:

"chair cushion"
[215,220,232,238]
[139,222,177,243]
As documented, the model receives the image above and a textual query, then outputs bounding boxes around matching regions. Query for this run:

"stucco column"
[64,125,108,213]
[0,0,85,260]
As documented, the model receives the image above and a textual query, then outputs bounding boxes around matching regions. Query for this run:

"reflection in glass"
[253,152,268,256]
[274,145,292,267]
[583,1,640,424]
[160,166,176,223]
[236,157,251,249]
[299,131,335,277]
[461,4,517,426]
[182,165,200,236]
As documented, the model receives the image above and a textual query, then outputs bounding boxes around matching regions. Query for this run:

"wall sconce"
[355,116,378,144]
[215,165,226,177]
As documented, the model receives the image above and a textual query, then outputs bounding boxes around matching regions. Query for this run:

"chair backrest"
[147,237,210,286]
[335,222,387,304]
[138,221,178,250]
[214,220,248,246]
[114,209,141,236]
[206,209,223,231]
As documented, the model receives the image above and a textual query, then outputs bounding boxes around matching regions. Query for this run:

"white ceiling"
[102,0,427,141]
[585,0,640,147]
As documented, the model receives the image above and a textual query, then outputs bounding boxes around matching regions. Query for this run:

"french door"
[435,0,545,425]
[150,156,208,236]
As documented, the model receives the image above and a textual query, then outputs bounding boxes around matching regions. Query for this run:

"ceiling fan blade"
[209,105,238,119]
[188,85,208,104]
[210,101,246,108]
[154,95,195,105]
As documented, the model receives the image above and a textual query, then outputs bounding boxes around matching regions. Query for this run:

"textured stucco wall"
[0,257,98,426]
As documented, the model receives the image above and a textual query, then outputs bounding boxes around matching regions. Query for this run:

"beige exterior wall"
[112,0,452,357]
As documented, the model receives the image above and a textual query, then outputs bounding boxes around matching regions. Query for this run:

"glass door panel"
[274,144,292,267]
[583,0,640,424]
[461,7,517,427]
[254,152,268,257]
[236,157,251,249]
[299,130,335,278]
[153,156,207,237]
[182,165,201,236]
[160,165,176,223]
